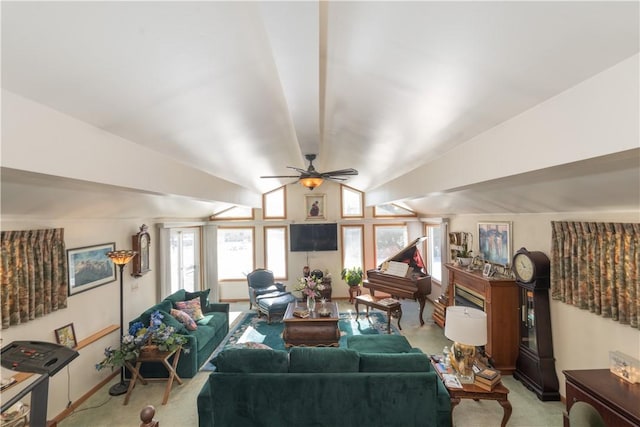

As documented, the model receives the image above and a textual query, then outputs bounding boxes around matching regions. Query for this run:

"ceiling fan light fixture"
[300,176,323,190]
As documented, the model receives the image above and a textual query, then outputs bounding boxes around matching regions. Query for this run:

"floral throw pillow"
[171,308,197,331]
[175,297,205,321]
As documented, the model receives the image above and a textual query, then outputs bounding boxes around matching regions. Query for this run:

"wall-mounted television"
[290,223,338,252]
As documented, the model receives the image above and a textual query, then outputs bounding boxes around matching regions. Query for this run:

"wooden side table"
[431,360,512,427]
[123,347,183,406]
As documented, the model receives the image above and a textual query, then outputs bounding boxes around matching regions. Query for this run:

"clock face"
[514,253,535,282]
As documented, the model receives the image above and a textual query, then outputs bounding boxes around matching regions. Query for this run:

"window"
[373,203,416,218]
[170,228,201,293]
[341,185,364,218]
[264,226,287,279]
[423,224,442,283]
[210,206,254,220]
[373,224,408,267]
[263,186,286,219]
[341,225,364,270]
[217,227,254,280]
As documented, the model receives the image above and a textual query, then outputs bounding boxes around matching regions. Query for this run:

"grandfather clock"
[511,247,560,401]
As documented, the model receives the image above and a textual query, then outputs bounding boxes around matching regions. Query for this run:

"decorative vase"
[307,295,316,312]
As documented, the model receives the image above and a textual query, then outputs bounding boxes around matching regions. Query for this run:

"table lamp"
[444,306,487,383]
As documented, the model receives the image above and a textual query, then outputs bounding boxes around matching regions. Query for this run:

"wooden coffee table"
[283,302,340,347]
[431,360,512,427]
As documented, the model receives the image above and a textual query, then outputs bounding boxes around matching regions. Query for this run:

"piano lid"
[378,237,427,276]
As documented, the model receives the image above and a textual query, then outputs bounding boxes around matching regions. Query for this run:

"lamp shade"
[299,176,323,190]
[107,250,137,266]
[444,306,487,346]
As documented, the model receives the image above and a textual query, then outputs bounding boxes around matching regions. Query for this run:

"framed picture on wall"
[55,323,77,348]
[305,194,326,220]
[478,222,512,266]
[67,243,117,296]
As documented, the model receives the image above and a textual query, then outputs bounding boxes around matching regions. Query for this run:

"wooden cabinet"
[563,369,640,427]
[444,264,519,374]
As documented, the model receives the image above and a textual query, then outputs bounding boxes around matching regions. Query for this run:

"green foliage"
[341,267,364,287]
[96,310,187,371]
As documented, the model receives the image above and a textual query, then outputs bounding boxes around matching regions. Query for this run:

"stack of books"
[378,297,400,306]
[474,366,501,391]
[292,307,310,318]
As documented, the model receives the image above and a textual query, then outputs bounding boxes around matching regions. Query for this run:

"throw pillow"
[185,289,211,309]
[175,297,204,321]
[158,309,189,334]
[171,308,197,331]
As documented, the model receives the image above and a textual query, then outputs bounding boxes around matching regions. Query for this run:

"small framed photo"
[55,323,78,348]
[67,243,117,296]
[305,194,326,220]
[482,263,493,277]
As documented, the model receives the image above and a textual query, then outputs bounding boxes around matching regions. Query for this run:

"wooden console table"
[444,264,519,374]
[563,369,640,427]
[124,347,183,406]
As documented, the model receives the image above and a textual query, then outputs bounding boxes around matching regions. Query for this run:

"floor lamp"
[106,249,137,396]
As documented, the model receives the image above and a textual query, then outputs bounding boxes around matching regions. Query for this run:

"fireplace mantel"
[445,264,519,374]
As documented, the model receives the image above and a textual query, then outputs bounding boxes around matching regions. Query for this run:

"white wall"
[448,211,640,396]
[0,218,159,420]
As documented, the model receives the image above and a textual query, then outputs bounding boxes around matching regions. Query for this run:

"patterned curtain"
[551,221,639,329]
[0,228,67,329]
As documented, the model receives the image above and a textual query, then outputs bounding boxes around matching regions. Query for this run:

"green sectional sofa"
[128,289,229,379]
[197,338,451,427]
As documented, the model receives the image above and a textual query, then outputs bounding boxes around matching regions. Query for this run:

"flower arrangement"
[96,310,187,371]
[295,275,326,298]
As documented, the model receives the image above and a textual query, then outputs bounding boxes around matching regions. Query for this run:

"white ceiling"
[1,1,639,219]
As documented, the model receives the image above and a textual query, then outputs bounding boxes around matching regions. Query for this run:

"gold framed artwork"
[305,194,326,220]
[55,323,78,348]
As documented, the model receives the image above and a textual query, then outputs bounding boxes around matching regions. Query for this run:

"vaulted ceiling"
[2,2,639,219]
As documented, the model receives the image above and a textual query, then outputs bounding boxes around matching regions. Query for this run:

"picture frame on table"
[482,263,493,277]
[305,194,326,220]
[477,222,512,266]
[67,242,117,296]
[55,323,78,348]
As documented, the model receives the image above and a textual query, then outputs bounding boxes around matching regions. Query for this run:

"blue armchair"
[247,269,287,310]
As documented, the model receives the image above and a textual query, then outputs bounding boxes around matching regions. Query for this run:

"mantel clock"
[132,224,151,277]
[512,247,560,401]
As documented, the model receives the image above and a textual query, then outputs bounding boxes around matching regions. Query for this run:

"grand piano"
[364,237,432,326]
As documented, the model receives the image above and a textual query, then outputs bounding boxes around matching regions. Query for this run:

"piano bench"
[355,294,402,333]
[257,292,296,323]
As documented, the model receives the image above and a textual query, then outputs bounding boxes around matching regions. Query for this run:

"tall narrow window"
[170,227,201,293]
[424,224,442,283]
[217,227,254,280]
[341,185,364,218]
[373,224,408,267]
[264,226,287,279]
[341,225,364,269]
[263,186,286,219]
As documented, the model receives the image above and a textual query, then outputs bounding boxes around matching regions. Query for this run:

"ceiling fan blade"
[287,166,309,174]
[260,175,301,179]
[321,168,359,177]
[325,176,348,182]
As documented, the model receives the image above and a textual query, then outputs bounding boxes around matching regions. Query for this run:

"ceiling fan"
[261,154,358,190]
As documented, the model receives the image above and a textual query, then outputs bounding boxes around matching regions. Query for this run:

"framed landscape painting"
[478,222,512,266]
[67,243,116,296]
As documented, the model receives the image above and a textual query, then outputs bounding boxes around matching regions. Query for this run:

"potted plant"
[456,247,474,267]
[341,267,364,287]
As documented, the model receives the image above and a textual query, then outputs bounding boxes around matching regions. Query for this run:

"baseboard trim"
[49,370,118,426]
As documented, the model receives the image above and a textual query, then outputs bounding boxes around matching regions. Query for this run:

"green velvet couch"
[127,289,229,379]
[197,340,451,427]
